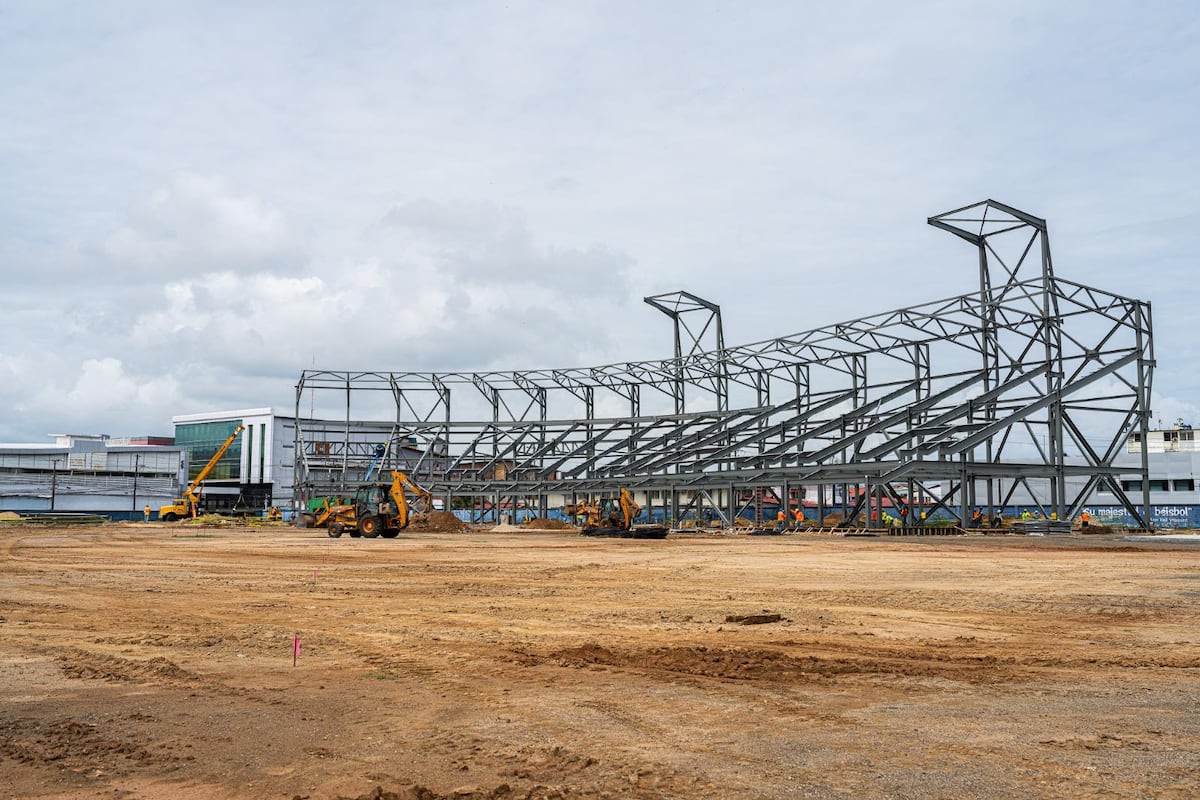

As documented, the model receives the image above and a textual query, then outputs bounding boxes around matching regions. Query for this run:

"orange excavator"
[326,470,434,539]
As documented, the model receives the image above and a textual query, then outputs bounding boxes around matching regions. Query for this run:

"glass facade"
[175,421,243,481]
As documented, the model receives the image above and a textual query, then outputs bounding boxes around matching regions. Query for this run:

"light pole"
[50,458,61,511]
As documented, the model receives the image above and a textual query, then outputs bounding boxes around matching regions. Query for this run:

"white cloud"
[1150,394,1200,432]
[10,358,184,438]
[98,173,303,278]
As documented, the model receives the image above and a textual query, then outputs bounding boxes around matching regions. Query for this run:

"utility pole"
[50,458,61,511]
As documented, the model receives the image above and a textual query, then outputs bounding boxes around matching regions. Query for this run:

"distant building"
[1086,422,1200,527]
[0,434,183,518]
[171,408,290,515]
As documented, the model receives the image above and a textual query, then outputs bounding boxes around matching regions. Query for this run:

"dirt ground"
[1,524,1198,799]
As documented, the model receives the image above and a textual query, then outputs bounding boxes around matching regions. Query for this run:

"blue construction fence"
[454,504,1200,529]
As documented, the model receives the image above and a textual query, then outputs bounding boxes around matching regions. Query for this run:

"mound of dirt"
[522,517,575,530]
[410,511,470,533]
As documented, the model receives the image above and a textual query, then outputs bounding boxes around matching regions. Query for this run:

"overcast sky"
[1,1,1197,441]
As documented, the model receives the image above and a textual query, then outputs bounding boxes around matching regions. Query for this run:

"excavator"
[326,470,434,539]
[569,488,668,539]
[159,424,245,521]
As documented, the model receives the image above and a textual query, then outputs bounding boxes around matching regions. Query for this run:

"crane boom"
[159,423,245,521]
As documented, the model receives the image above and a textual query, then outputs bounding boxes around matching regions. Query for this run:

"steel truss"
[294,200,1155,528]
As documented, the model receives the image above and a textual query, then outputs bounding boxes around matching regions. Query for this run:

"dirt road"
[1,524,1198,799]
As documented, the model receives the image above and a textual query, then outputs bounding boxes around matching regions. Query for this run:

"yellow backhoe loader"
[326,470,434,539]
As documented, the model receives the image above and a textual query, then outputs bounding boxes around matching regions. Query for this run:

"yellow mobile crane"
[159,423,245,521]
[327,470,434,539]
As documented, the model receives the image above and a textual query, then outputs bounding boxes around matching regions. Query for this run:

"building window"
[175,421,243,481]
[1121,480,1142,492]
[1173,479,1195,492]
[1148,480,1170,492]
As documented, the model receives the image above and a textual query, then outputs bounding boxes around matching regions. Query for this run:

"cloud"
[375,199,632,301]
[10,358,183,439]
[98,173,304,279]
[3,182,643,437]
[1149,394,1200,432]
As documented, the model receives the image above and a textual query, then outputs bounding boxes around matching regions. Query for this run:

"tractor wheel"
[327,522,343,538]
[359,515,380,538]
[380,528,399,539]
[163,512,178,522]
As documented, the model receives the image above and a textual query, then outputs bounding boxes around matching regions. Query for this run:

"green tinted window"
[175,421,243,481]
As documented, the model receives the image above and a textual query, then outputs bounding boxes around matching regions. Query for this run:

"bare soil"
[1,524,1198,799]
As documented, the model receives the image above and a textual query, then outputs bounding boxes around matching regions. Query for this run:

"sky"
[1,1,1198,441]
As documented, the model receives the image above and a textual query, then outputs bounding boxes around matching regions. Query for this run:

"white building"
[0,434,183,518]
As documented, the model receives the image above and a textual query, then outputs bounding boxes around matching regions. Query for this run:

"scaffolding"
[293,200,1155,528]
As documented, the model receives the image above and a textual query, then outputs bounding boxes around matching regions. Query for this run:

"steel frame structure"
[294,201,1155,528]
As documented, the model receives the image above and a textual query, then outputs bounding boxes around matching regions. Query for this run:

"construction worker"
[1080,510,1090,530]
[792,506,803,528]
[971,508,983,528]
[776,509,786,532]
[1021,509,1032,521]
[143,504,151,523]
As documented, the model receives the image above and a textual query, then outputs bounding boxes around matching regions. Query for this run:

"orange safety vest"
[1081,512,1090,523]
[776,510,785,521]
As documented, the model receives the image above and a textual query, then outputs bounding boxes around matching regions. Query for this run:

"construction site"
[293,200,1156,533]
[2,202,1198,800]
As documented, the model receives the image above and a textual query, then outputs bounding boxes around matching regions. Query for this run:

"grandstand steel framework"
[294,200,1155,528]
